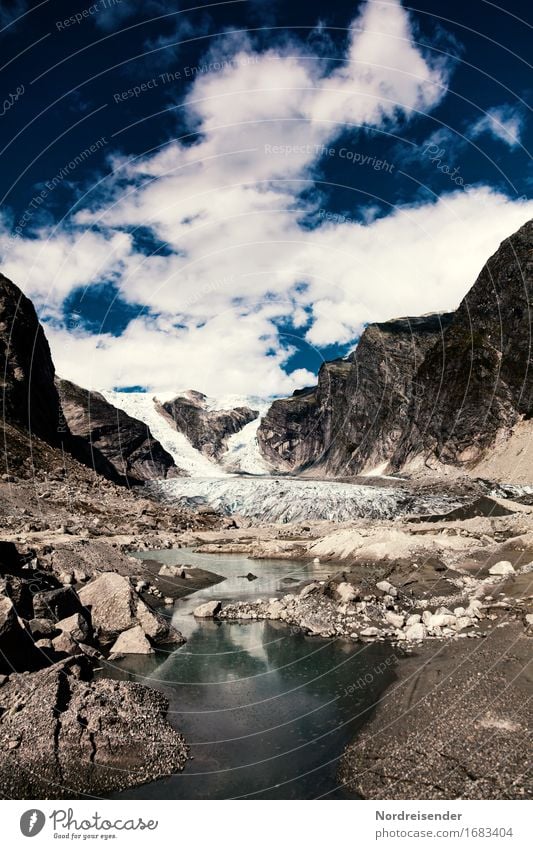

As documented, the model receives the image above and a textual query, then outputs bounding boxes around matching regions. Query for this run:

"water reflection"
[106,549,398,799]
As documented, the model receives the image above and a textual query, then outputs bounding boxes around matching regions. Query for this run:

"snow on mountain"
[101,391,227,478]
[220,416,271,474]
[102,390,274,477]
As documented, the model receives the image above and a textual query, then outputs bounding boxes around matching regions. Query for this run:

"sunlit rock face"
[162,390,259,460]
[257,313,453,475]
[393,219,533,468]
[258,218,533,477]
[57,378,183,484]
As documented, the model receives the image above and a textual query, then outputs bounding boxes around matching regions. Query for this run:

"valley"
[0,219,532,801]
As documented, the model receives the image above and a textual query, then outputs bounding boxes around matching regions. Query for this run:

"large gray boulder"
[109,626,154,657]
[193,600,222,618]
[0,596,43,674]
[0,657,188,798]
[78,572,184,647]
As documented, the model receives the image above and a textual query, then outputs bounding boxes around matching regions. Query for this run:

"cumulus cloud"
[470,103,525,149]
[1,0,531,397]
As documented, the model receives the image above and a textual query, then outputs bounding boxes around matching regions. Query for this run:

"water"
[104,548,398,799]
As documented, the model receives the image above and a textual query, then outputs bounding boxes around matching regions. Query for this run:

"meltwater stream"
[105,548,398,800]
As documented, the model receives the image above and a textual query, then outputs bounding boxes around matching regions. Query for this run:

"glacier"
[146,476,460,524]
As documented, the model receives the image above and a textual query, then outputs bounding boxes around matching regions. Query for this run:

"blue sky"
[0,0,531,397]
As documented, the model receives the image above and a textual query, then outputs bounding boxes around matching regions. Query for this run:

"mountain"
[392,218,533,470]
[0,272,181,484]
[0,273,63,447]
[162,391,259,460]
[258,218,533,479]
[258,313,453,475]
[56,379,184,484]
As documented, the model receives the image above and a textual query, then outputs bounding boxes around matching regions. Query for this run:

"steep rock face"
[0,273,63,445]
[162,390,259,459]
[393,219,533,468]
[258,314,453,475]
[57,378,183,483]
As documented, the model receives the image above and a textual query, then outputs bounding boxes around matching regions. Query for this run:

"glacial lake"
[104,548,398,800]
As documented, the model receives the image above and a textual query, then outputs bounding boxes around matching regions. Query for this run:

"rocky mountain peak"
[0,272,63,446]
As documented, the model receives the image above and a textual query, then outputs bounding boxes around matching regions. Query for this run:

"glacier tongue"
[147,476,417,523]
[101,391,227,478]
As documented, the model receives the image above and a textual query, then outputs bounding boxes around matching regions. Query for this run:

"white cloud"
[470,103,524,148]
[1,0,531,398]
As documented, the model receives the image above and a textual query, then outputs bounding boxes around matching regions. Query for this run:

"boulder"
[488,561,515,576]
[385,611,404,629]
[28,618,58,640]
[300,613,336,637]
[404,622,427,640]
[360,627,380,637]
[455,616,473,630]
[266,600,284,619]
[193,600,221,619]
[428,613,457,629]
[33,586,84,621]
[376,580,397,597]
[0,596,42,674]
[299,582,320,599]
[336,582,357,604]
[406,613,422,625]
[158,565,184,578]
[109,626,154,657]
[55,612,92,644]
[78,572,180,646]
[0,657,188,798]
[52,630,80,656]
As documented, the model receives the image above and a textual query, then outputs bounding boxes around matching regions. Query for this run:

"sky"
[0,0,531,399]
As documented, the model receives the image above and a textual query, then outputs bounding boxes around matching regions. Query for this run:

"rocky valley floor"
[0,470,531,799]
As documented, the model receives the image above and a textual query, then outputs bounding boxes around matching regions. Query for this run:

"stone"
[58,571,74,585]
[109,626,154,657]
[385,611,404,629]
[336,582,357,604]
[488,561,515,576]
[376,580,397,596]
[33,586,83,621]
[55,612,92,644]
[52,630,80,655]
[79,572,177,645]
[267,601,284,619]
[0,596,42,674]
[428,613,457,629]
[406,614,421,625]
[455,616,473,630]
[0,657,188,798]
[158,565,183,578]
[299,582,320,599]
[422,609,433,626]
[299,612,335,637]
[360,627,380,637]
[28,618,58,640]
[193,600,222,618]
[524,613,533,626]
[404,622,427,640]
